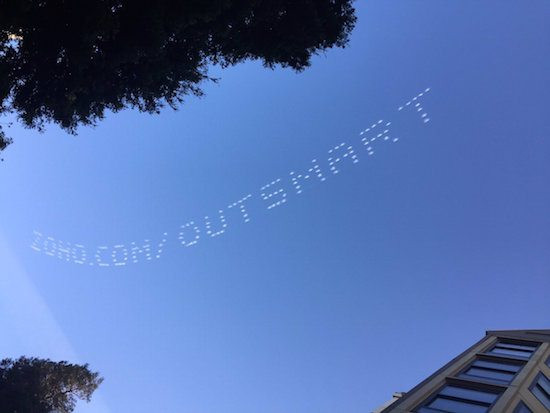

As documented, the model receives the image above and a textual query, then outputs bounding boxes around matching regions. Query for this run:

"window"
[458,358,523,384]
[512,401,533,413]
[415,384,501,413]
[485,341,538,360]
[530,372,550,410]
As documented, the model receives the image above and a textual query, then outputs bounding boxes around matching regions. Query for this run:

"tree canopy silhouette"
[0,357,103,413]
[0,0,356,153]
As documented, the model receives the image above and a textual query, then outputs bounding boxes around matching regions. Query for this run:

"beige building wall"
[375,329,550,413]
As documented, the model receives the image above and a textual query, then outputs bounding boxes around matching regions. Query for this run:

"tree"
[0,0,356,154]
[0,357,103,413]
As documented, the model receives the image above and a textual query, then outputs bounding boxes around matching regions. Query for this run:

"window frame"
[413,378,505,413]
[483,339,539,361]
[512,400,533,413]
[455,354,525,385]
[529,371,550,410]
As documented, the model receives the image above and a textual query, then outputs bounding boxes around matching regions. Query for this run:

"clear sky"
[0,1,549,412]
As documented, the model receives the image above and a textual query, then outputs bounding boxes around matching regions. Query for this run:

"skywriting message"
[31,88,432,267]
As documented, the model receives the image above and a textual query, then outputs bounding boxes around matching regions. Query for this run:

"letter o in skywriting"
[111,245,129,266]
[179,221,200,247]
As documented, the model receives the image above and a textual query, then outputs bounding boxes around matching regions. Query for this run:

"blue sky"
[1,1,549,412]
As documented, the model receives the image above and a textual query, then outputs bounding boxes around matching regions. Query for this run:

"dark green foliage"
[0,128,11,151]
[0,123,12,159]
[0,357,103,413]
[0,0,356,153]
